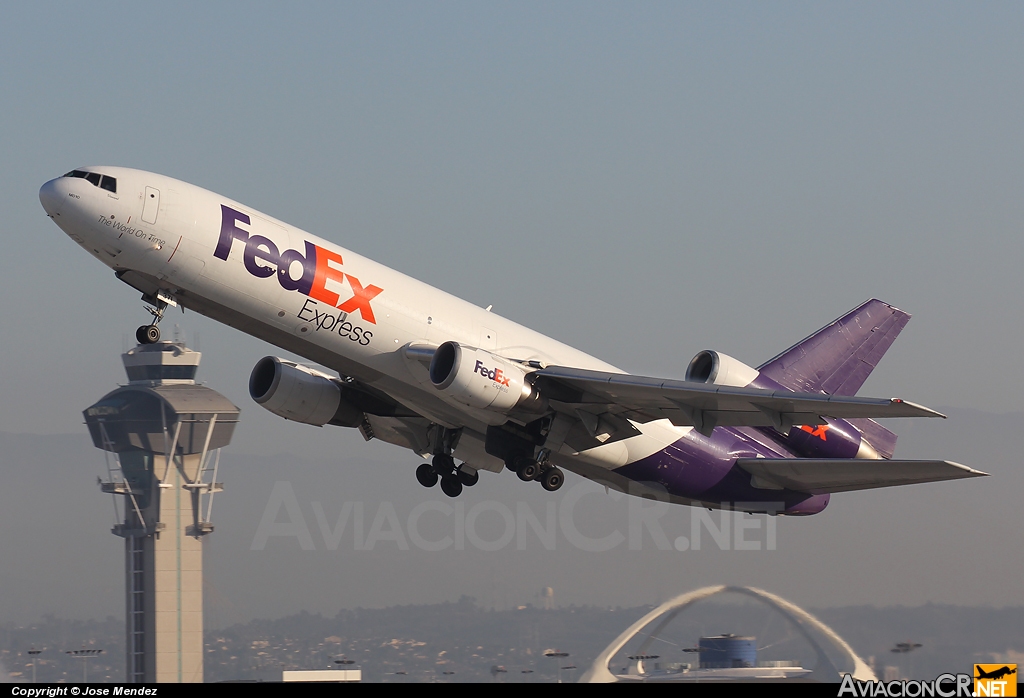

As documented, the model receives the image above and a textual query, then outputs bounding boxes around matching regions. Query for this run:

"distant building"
[283,669,361,682]
[581,585,876,683]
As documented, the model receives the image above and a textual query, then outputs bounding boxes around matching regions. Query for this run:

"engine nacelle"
[686,350,882,460]
[249,357,361,427]
[685,350,760,387]
[429,342,546,414]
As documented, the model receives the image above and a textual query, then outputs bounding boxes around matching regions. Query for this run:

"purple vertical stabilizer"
[757,299,908,457]
[757,299,910,396]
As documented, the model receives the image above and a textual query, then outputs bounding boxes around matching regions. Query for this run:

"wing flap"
[735,458,988,494]
[533,366,943,436]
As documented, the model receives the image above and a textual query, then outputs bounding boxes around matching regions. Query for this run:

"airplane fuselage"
[43,166,922,516]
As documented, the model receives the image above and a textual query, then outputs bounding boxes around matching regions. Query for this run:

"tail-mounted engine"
[685,350,882,460]
[429,342,547,415]
[685,350,761,388]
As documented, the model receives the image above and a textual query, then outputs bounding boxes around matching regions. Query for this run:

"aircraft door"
[141,187,160,224]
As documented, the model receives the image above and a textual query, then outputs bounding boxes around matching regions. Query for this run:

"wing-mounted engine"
[429,342,547,415]
[685,350,881,460]
[249,356,362,427]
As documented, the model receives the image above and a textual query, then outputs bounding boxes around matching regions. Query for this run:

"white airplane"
[39,167,986,515]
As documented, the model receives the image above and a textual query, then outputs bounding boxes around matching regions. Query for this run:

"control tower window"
[125,365,199,382]
[100,175,117,193]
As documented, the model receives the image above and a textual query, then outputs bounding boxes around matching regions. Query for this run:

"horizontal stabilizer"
[736,458,988,495]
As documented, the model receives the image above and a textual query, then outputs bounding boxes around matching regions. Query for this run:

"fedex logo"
[475,360,511,387]
[214,205,382,324]
[800,424,829,441]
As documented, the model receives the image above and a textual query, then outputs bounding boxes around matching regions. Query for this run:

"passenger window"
[86,172,102,187]
[100,176,117,193]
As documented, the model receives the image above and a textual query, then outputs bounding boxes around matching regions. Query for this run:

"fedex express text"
[213,205,382,346]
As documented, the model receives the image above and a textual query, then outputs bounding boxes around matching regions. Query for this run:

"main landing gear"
[415,427,479,498]
[412,425,565,496]
[415,455,479,498]
[136,292,173,345]
[511,450,564,492]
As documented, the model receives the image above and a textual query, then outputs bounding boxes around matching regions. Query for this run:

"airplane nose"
[39,178,65,217]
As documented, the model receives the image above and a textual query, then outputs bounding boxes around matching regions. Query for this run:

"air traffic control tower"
[84,342,239,683]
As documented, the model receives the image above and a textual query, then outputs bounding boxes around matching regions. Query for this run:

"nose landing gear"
[136,291,176,345]
[136,324,161,344]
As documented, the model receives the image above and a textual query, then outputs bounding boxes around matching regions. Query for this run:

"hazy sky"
[1,3,1022,620]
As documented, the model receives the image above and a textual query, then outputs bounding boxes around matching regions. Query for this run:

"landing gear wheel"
[440,476,463,498]
[416,463,438,488]
[516,459,540,482]
[457,467,479,487]
[136,324,161,344]
[432,454,455,475]
[540,467,565,492]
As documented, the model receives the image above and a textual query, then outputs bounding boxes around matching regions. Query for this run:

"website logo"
[839,673,973,697]
[975,665,1017,697]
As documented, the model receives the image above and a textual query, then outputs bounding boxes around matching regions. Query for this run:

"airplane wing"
[735,458,988,494]
[531,366,944,437]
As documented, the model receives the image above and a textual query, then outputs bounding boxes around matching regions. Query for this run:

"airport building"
[84,341,239,683]
[581,585,876,683]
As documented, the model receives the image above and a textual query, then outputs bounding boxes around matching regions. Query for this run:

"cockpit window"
[62,170,116,193]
